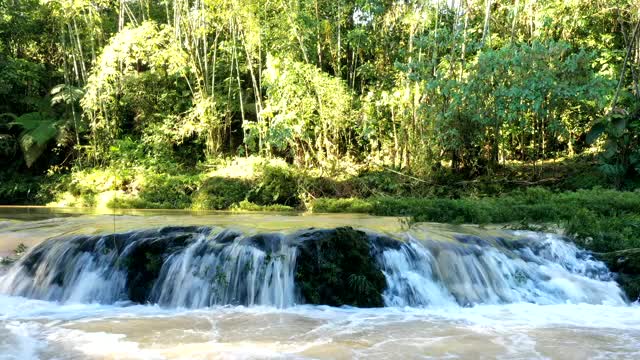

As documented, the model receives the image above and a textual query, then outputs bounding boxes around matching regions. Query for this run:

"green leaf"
[9,112,47,131]
[612,117,627,132]
[630,152,640,166]
[0,113,17,124]
[50,84,84,105]
[602,140,618,160]
[9,112,58,167]
[586,122,606,144]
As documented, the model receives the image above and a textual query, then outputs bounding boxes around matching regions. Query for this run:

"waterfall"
[0,227,298,307]
[0,226,627,308]
[377,232,624,307]
[151,231,297,308]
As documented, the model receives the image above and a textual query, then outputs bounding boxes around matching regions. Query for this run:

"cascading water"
[151,231,297,308]
[377,232,624,307]
[1,213,639,360]
[0,227,298,308]
[0,225,627,308]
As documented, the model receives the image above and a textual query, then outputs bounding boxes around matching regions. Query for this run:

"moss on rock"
[294,227,386,307]
[617,274,640,302]
[120,228,202,303]
[596,248,640,301]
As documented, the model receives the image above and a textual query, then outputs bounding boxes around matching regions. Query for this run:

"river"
[0,207,638,359]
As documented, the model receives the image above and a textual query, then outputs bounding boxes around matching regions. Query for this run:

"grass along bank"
[0,154,620,209]
[311,189,640,253]
[4,155,640,254]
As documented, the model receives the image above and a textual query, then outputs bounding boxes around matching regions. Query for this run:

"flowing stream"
[0,207,639,359]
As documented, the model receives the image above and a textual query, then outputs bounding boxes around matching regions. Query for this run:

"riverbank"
[0,155,621,208]
[2,157,639,246]
[3,156,639,250]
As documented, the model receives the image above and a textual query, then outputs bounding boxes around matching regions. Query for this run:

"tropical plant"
[587,108,640,188]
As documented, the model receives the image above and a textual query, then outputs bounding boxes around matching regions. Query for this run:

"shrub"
[248,164,300,206]
[311,198,374,213]
[192,177,251,210]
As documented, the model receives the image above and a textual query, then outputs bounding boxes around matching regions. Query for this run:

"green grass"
[311,188,640,253]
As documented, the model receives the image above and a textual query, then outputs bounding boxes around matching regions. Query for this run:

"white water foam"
[1,295,639,360]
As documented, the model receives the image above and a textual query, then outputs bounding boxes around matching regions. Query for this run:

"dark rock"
[455,234,490,247]
[243,233,284,253]
[616,274,640,302]
[294,226,387,307]
[595,248,640,301]
[494,237,527,251]
[596,249,640,274]
[119,227,202,303]
[368,233,403,251]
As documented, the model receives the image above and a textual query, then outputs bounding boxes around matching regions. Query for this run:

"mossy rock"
[596,248,640,301]
[294,227,386,307]
[596,249,640,274]
[120,228,201,303]
[617,274,640,302]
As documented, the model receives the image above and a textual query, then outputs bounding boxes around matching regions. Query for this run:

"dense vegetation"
[1,0,639,196]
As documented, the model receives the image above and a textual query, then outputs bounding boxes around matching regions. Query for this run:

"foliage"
[247,163,300,206]
[14,243,28,257]
[43,166,201,209]
[311,198,374,214]
[192,177,251,210]
[258,56,354,166]
[82,21,192,161]
[230,200,294,212]
[0,243,28,266]
[311,188,640,253]
[9,112,59,167]
[587,107,640,189]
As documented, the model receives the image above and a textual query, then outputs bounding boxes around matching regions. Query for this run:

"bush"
[43,167,201,209]
[311,198,373,213]
[0,174,43,205]
[192,177,251,210]
[248,164,300,206]
[132,173,199,209]
[311,188,640,252]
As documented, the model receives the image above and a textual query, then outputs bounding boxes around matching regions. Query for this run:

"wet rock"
[120,228,202,303]
[369,233,403,251]
[455,234,491,247]
[294,226,387,307]
[244,233,284,253]
[596,249,640,301]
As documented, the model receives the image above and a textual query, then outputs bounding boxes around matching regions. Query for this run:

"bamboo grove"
[1,0,639,178]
